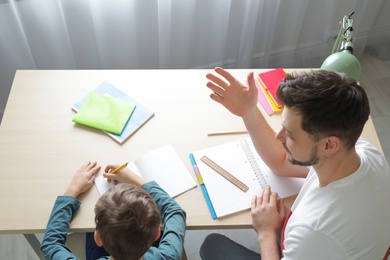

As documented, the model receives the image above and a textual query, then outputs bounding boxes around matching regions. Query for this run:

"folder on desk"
[72,92,136,135]
[72,81,155,144]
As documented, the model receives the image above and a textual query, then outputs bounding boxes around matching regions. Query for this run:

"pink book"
[258,68,286,108]
[253,78,274,115]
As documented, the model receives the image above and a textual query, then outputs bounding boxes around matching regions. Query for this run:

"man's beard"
[283,143,319,166]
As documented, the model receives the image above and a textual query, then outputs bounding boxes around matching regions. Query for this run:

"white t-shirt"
[282,138,390,260]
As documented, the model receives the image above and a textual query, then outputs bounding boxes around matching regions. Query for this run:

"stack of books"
[254,68,286,115]
[72,81,154,144]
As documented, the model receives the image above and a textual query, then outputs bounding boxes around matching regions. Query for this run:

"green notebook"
[72,92,136,135]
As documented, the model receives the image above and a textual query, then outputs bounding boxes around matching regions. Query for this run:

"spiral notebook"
[191,138,305,218]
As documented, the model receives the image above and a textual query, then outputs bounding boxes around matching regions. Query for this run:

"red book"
[258,68,286,108]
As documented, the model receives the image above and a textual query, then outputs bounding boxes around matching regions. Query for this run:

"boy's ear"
[154,227,161,242]
[94,230,104,247]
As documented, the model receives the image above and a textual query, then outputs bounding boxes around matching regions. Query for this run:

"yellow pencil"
[111,162,128,174]
[207,131,248,136]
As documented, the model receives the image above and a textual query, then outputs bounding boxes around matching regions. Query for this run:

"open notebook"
[95,145,197,198]
[191,138,305,218]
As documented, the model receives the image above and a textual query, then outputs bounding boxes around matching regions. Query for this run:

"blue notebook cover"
[72,81,154,144]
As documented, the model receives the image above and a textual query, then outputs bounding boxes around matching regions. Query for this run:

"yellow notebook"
[257,78,283,113]
[72,92,136,135]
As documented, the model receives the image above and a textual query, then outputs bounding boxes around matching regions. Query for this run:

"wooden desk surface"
[0,69,382,234]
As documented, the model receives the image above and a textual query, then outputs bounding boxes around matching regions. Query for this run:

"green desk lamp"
[321,12,361,81]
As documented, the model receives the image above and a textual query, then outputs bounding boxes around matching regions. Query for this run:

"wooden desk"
[0,69,382,235]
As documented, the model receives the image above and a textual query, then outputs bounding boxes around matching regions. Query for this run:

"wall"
[0,0,389,123]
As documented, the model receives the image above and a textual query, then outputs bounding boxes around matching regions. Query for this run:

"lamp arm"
[331,25,345,54]
[321,12,361,81]
[331,12,355,54]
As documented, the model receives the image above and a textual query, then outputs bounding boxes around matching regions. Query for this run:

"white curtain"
[1,0,389,120]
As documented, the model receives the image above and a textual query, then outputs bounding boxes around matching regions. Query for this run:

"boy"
[41,161,186,260]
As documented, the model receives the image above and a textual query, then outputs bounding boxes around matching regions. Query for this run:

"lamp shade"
[321,45,361,81]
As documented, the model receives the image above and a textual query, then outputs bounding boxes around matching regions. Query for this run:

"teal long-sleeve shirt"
[41,181,187,260]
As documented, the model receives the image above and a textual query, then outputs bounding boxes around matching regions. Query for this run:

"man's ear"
[323,136,340,156]
[94,230,103,247]
[154,227,161,242]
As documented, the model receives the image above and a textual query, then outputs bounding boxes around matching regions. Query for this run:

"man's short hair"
[95,183,161,260]
[276,69,370,150]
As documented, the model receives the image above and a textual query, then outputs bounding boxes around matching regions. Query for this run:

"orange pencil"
[111,162,128,174]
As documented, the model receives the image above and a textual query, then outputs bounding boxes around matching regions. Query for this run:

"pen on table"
[189,154,217,219]
[207,130,248,136]
[110,162,128,174]
[189,155,204,185]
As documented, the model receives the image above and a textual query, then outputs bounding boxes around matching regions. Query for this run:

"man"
[200,68,390,259]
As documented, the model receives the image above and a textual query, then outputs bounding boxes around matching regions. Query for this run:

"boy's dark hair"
[276,69,370,150]
[95,183,161,260]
